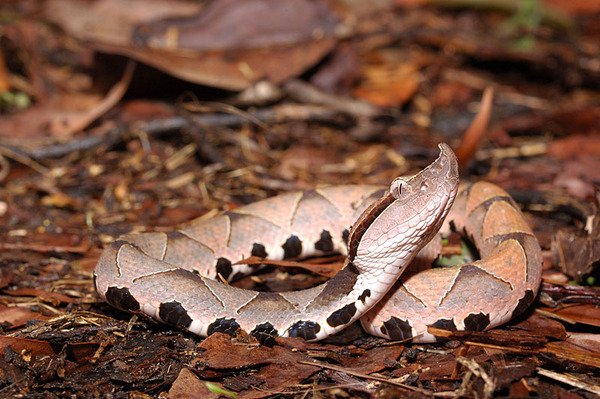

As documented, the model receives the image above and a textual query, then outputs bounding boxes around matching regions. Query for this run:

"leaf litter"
[0,0,599,397]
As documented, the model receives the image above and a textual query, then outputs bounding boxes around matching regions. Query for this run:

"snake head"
[385,143,459,240]
[348,143,459,267]
[390,143,458,201]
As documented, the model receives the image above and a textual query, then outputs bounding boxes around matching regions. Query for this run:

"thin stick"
[537,368,600,396]
[297,359,433,395]
[0,145,50,178]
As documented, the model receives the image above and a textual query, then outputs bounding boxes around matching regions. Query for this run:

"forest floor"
[0,0,599,398]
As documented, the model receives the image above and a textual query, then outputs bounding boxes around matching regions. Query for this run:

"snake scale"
[94,144,542,344]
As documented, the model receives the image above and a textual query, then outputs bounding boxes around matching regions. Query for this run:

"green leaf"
[204,382,237,399]
[437,240,477,267]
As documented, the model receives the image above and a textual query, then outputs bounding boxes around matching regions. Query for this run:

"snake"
[94,143,542,344]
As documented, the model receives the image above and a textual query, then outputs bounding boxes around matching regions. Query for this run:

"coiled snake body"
[94,144,542,343]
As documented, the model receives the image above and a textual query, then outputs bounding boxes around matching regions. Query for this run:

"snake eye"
[390,178,407,198]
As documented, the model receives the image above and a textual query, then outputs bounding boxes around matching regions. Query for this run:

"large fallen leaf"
[46,0,339,90]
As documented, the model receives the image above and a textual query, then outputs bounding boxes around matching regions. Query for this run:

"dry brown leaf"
[45,0,201,46]
[46,0,339,90]
[0,268,14,289]
[3,287,79,305]
[553,189,600,281]
[539,304,600,328]
[0,93,100,141]
[64,342,101,364]
[0,304,52,329]
[0,336,55,357]
[543,0,600,14]
[196,333,318,398]
[342,345,403,374]
[548,134,600,160]
[512,312,568,341]
[0,233,91,254]
[353,61,421,107]
[563,333,600,353]
[168,368,220,399]
[0,63,133,149]
[278,146,338,181]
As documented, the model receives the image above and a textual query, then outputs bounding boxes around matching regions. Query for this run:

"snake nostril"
[420,182,429,192]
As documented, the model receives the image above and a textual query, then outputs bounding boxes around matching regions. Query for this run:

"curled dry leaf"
[553,187,600,282]
[454,87,494,167]
[46,0,339,90]
[0,61,133,151]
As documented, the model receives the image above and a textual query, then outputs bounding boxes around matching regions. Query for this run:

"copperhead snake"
[94,144,542,344]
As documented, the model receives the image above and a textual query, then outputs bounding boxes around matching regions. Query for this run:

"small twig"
[297,359,433,395]
[537,368,600,396]
[253,382,364,397]
[0,240,90,254]
[125,314,138,335]
[284,79,379,118]
[0,144,50,178]
[0,122,126,160]
[90,339,111,364]
[182,98,270,131]
[456,356,496,399]
[7,104,340,160]
[7,301,63,315]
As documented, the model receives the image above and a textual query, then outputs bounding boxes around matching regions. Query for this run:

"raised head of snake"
[349,143,459,275]
[94,143,459,343]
